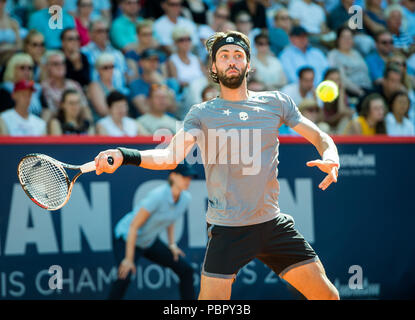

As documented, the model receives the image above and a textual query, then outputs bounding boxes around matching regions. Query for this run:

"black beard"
[216,65,247,89]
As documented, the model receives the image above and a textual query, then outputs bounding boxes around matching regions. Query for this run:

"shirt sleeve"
[183,104,202,134]
[279,92,302,128]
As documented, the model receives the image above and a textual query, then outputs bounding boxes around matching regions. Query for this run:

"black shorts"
[202,213,318,280]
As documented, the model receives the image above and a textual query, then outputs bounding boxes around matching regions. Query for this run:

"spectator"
[322,67,354,135]
[401,0,415,41]
[153,0,198,54]
[234,11,261,53]
[0,53,44,116]
[129,48,173,115]
[365,30,394,84]
[96,90,139,136]
[136,84,179,135]
[61,28,91,88]
[182,0,209,25]
[268,8,291,56]
[250,32,286,90]
[64,0,111,22]
[23,30,46,82]
[41,50,90,121]
[279,26,329,86]
[201,83,219,102]
[167,27,206,90]
[110,0,142,52]
[0,80,46,136]
[363,0,387,37]
[74,0,94,46]
[0,0,22,64]
[125,20,164,81]
[230,0,267,29]
[298,99,330,133]
[81,19,128,90]
[288,0,328,35]
[385,90,414,136]
[87,53,129,118]
[48,89,94,135]
[385,4,414,54]
[247,78,267,92]
[387,52,414,93]
[327,26,372,98]
[28,0,75,49]
[281,66,317,106]
[344,93,387,135]
[327,0,376,56]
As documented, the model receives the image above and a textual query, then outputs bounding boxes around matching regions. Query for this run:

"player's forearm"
[139,148,178,170]
[125,228,138,261]
[167,224,175,246]
[317,132,340,165]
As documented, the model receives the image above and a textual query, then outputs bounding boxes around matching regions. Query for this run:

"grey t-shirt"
[183,90,302,227]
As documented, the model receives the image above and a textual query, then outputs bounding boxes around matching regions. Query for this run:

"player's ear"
[211,62,217,74]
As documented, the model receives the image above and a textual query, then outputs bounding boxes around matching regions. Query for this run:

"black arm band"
[117,147,142,166]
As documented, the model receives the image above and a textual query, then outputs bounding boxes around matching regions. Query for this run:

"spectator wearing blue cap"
[108,162,197,300]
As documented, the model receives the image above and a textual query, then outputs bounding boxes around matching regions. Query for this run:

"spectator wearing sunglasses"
[365,30,395,84]
[268,8,291,57]
[73,0,94,46]
[81,19,128,92]
[23,30,46,83]
[61,28,91,88]
[64,0,111,22]
[88,53,129,118]
[0,53,44,116]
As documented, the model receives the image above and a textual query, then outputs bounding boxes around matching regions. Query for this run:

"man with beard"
[94,31,340,300]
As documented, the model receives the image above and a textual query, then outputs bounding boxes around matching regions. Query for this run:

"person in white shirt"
[96,90,139,136]
[250,32,287,90]
[288,0,327,35]
[153,0,198,54]
[281,66,317,106]
[0,80,46,136]
[385,91,415,136]
[137,84,180,135]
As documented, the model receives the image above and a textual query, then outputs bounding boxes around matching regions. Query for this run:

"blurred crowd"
[0,0,414,137]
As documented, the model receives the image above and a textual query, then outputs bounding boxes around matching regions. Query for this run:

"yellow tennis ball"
[316,80,339,102]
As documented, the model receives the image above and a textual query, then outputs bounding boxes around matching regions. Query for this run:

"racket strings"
[19,157,69,209]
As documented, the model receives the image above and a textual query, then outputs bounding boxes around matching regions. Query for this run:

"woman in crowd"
[321,67,354,135]
[327,26,373,97]
[48,89,94,135]
[167,27,205,90]
[87,53,129,118]
[385,90,414,136]
[250,32,286,90]
[74,0,94,46]
[41,50,90,122]
[0,0,22,64]
[23,30,45,82]
[0,53,43,115]
[96,90,139,136]
[344,93,387,135]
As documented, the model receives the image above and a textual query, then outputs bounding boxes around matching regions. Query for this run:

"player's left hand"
[169,244,185,262]
[306,159,339,191]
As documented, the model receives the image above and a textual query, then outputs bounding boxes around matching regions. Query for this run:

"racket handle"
[80,156,114,173]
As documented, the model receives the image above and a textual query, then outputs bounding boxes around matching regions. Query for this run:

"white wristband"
[169,243,178,250]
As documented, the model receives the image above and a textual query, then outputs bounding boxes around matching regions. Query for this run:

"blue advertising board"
[0,137,414,299]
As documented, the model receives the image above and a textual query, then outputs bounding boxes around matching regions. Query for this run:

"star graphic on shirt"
[223,109,231,116]
[253,106,264,112]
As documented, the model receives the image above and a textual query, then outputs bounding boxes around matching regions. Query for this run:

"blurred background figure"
[281,66,317,107]
[0,80,46,136]
[250,32,286,90]
[321,68,354,135]
[22,29,45,82]
[385,90,414,136]
[269,8,291,57]
[41,50,90,122]
[201,83,219,102]
[0,0,22,65]
[87,52,129,118]
[136,84,179,135]
[73,0,94,47]
[65,0,111,22]
[230,0,267,30]
[48,88,94,135]
[344,93,387,135]
[298,98,330,133]
[96,90,139,136]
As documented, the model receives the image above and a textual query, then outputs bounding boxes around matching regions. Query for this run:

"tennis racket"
[17,153,114,211]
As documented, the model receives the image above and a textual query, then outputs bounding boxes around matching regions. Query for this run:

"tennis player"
[95,31,340,300]
[108,163,197,300]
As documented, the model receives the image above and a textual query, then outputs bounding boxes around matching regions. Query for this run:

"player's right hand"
[118,258,136,279]
[94,149,123,175]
